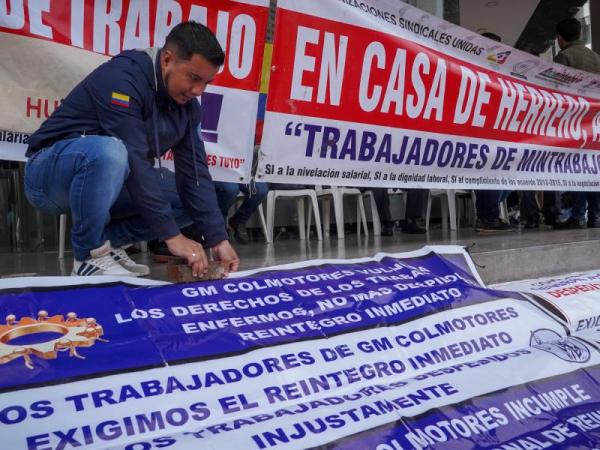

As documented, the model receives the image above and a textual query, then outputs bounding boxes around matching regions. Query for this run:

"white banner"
[0,0,268,182]
[494,269,600,336]
[2,247,600,449]
[257,0,600,191]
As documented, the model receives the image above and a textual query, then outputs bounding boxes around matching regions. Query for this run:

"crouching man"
[24,22,239,277]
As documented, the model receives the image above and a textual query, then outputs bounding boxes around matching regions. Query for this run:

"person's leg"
[233,181,269,224]
[542,191,560,226]
[105,167,193,247]
[228,182,269,244]
[366,188,392,235]
[521,191,540,228]
[587,192,600,227]
[498,190,511,204]
[105,167,195,269]
[556,192,587,228]
[401,189,426,233]
[404,189,427,219]
[570,192,587,222]
[475,190,512,231]
[214,181,241,219]
[25,136,129,262]
[475,190,500,220]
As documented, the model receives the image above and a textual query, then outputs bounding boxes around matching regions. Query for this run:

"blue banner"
[0,246,598,450]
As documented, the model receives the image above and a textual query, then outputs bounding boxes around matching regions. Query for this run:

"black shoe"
[400,220,426,234]
[380,223,395,236]
[229,218,249,244]
[588,218,600,228]
[554,217,587,230]
[475,218,514,232]
[523,218,540,230]
[524,220,539,229]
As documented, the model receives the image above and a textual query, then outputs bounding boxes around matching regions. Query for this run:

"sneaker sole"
[126,267,150,277]
[70,271,139,277]
[475,227,515,233]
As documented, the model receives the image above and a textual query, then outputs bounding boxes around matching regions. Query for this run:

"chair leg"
[357,200,362,237]
[470,191,477,226]
[368,193,381,236]
[357,196,368,237]
[258,204,270,243]
[500,200,509,222]
[266,192,276,242]
[309,192,323,241]
[322,197,331,238]
[425,193,433,231]
[441,195,449,230]
[448,190,458,230]
[59,214,67,260]
[297,198,306,239]
[332,190,345,239]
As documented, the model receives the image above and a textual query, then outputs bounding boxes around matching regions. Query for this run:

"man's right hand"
[165,234,208,278]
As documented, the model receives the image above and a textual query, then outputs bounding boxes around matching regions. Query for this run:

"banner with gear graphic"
[1,246,600,449]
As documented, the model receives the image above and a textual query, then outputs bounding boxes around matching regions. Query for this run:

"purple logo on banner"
[200,92,223,143]
[530,328,591,363]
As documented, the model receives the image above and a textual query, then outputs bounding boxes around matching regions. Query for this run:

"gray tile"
[1,225,599,285]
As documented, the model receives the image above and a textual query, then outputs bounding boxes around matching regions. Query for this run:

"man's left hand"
[212,240,239,277]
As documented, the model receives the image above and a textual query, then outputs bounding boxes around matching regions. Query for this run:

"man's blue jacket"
[27,49,227,246]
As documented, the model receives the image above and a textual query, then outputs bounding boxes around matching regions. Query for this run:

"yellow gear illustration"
[0,311,106,369]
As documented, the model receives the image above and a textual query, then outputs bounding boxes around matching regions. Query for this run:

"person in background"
[215,121,270,244]
[367,188,426,235]
[400,189,427,234]
[474,31,513,232]
[520,191,543,229]
[24,22,239,277]
[554,18,600,229]
[215,180,269,244]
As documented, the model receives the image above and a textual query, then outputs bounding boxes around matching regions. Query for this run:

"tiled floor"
[2,224,600,284]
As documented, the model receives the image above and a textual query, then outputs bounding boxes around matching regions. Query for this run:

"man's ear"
[161,48,176,67]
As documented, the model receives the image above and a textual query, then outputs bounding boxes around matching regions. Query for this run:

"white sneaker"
[110,246,150,277]
[72,241,138,277]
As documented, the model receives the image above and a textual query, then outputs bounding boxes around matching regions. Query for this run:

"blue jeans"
[571,192,600,222]
[214,181,268,224]
[24,136,191,261]
[475,190,511,220]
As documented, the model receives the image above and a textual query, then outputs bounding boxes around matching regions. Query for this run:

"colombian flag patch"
[111,91,130,108]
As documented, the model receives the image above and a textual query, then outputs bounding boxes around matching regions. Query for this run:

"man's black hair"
[556,18,581,42]
[164,21,225,66]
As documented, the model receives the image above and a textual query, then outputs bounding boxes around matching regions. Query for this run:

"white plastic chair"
[388,188,408,208]
[361,190,381,236]
[265,189,322,242]
[360,189,408,236]
[425,189,475,231]
[232,192,269,242]
[499,199,510,223]
[310,186,368,239]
